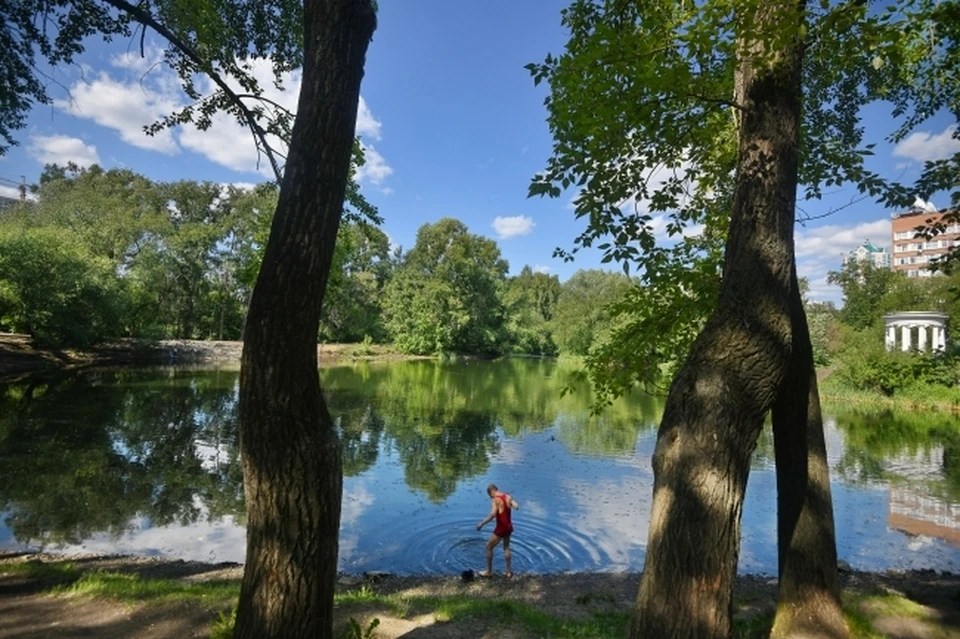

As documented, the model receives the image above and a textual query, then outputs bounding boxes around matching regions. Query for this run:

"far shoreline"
[0,333,432,379]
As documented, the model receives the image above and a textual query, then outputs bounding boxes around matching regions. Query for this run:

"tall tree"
[384,218,509,354]
[502,265,562,355]
[550,269,632,356]
[235,2,376,637]
[532,0,958,633]
[629,4,806,634]
[320,222,392,343]
[3,1,378,636]
[827,260,900,329]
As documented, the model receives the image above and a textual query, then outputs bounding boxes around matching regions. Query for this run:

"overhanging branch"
[100,0,284,182]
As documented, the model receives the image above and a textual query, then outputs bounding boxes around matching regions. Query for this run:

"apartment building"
[891,202,960,278]
[843,240,891,269]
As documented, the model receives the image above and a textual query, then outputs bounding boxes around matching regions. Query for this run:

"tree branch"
[795,191,870,225]
[235,94,294,118]
[100,0,284,182]
[686,92,744,111]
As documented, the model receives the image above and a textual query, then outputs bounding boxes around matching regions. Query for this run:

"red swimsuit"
[493,493,513,537]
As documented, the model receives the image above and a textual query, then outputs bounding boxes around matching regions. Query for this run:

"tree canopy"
[528,0,960,405]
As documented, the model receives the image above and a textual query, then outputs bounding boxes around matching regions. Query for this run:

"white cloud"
[178,59,301,176]
[0,185,22,200]
[179,118,270,174]
[110,44,166,76]
[492,215,535,239]
[55,59,392,183]
[355,97,382,140]
[892,125,960,163]
[794,218,891,260]
[533,264,552,274]
[56,72,181,154]
[354,143,393,184]
[27,134,100,168]
[794,217,892,303]
[621,159,696,216]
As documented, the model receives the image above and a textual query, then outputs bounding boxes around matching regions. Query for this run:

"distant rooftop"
[850,240,886,253]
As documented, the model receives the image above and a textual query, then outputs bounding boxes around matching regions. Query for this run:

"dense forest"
[0,164,631,355]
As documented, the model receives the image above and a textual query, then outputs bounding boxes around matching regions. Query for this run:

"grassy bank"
[3,555,959,638]
[820,374,960,414]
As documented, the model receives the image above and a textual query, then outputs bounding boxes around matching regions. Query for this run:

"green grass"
[1,561,241,606]
[842,603,885,638]
[838,591,942,639]
[732,610,774,639]
[204,588,630,638]
[330,588,630,638]
[6,561,948,639]
[860,593,932,619]
[51,571,240,607]
[0,560,81,582]
[210,608,237,639]
[820,376,960,413]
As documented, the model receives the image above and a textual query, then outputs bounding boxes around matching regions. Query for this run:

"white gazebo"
[883,311,949,352]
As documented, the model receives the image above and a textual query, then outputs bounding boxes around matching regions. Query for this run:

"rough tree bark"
[631,3,805,637]
[770,267,848,638]
[234,2,376,638]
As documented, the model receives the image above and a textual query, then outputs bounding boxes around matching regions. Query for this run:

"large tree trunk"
[234,2,376,638]
[770,267,848,638]
[631,4,805,637]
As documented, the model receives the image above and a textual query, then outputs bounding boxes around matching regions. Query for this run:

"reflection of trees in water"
[828,407,960,500]
[0,359,669,543]
[387,409,499,503]
[325,362,500,502]
[0,370,244,545]
[322,359,666,501]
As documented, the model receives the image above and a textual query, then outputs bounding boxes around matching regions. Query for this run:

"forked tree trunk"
[770,267,848,638]
[631,3,805,637]
[234,2,376,638]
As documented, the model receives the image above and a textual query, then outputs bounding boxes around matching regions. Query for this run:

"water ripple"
[383,515,613,574]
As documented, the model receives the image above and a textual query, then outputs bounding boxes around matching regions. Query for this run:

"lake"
[2,359,960,576]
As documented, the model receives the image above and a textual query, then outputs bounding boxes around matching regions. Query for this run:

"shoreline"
[3,552,960,638]
[0,333,430,379]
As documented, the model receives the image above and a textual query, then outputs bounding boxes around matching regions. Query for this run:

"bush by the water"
[833,325,960,396]
[0,227,126,348]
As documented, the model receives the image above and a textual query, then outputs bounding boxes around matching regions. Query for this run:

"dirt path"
[3,554,960,638]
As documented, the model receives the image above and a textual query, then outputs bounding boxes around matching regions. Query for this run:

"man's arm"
[509,497,519,510]
[476,499,499,530]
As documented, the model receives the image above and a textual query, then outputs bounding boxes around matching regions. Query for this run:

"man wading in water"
[476,483,519,578]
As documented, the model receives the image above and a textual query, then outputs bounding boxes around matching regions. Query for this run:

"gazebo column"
[901,324,912,352]
[885,325,897,351]
[918,324,928,351]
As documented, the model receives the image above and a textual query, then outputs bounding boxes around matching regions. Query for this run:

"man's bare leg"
[480,534,501,577]
[503,535,513,578]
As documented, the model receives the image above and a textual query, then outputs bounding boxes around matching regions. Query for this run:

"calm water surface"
[2,359,960,575]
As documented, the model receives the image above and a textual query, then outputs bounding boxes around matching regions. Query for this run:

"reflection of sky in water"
[4,367,960,575]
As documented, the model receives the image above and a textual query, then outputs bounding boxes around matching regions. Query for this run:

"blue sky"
[3,1,958,304]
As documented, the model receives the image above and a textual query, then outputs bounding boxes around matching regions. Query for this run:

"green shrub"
[833,326,960,396]
[0,227,126,347]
